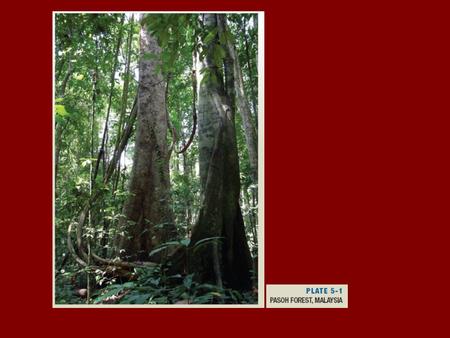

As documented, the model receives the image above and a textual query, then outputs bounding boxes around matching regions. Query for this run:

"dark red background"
[3,0,447,336]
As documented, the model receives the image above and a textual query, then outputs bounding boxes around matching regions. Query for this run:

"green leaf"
[209,292,223,297]
[183,274,194,289]
[74,73,84,80]
[55,104,69,117]
[193,237,224,252]
[212,44,226,67]
[149,296,168,304]
[219,32,227,45]
[224,30,235,44]
[192,294,214,304]
[179,238,190,247]
[203,27,218,45]
[121,292,150,304]
[148,241,180,257]
[159,30,169,47]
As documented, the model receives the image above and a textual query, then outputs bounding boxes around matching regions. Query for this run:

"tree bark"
[219,15,258,183]
[117,18,176,262]
[184,14,253,290]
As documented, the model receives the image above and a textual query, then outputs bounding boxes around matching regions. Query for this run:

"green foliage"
[143,14,198,76]
[92,265,257,305]
[212,44,226,68]
[54,13,259,305]
[149,236,223,257]
[192,237,224,252]
[55,104,69,118]
[203,27,218,45]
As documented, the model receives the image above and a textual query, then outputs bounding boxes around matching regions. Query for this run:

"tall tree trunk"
[184,14,253,290]
[117,18,176,262]
[219,15,258,183]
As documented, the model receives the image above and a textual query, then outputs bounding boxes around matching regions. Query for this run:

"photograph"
[53,12,263,306]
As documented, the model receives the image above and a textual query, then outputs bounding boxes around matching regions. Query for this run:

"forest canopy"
[54,13,259,305]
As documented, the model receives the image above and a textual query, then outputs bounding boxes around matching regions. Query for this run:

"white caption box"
[266,284,348,308]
